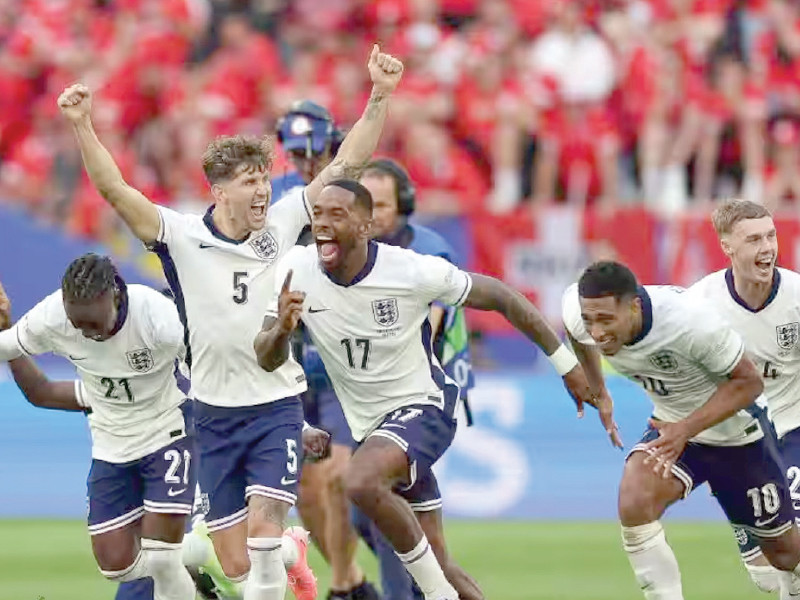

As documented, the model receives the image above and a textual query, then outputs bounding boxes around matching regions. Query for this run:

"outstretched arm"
[305,45,404,205]
[465,273,622,447]
[58,84,160,243]
[8,358,85,412]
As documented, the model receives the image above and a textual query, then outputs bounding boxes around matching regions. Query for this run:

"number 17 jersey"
[267,242,472,441]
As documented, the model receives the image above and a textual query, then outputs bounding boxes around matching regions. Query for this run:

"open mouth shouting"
[316,234,340,268]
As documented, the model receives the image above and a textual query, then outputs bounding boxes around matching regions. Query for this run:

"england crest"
[372,298,399,327]
[777,322,800,350]
[250,232,278,262]
[649,350,679,373]
[126,348,154,373]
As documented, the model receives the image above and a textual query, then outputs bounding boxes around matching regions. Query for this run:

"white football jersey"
[12,285,187,463]
[689,268,800,438]
[562,284,761,446]
[267,242,471,441]
[153,187,309,408]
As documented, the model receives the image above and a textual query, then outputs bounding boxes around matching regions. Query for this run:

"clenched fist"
[367,44,404,95]
[57,83,92,123]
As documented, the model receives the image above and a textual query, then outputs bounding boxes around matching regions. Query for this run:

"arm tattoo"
[365,91,387,120]
[320,158,366,185]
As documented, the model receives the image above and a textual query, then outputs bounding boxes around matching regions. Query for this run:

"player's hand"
[585,388,624,449]
[643,418,691,479]
[278,271,305,334]
[367,44,404,95]
[302,426,331,462]
[57,83,92,122]
[0,281,11,331]
[562,367,623,448]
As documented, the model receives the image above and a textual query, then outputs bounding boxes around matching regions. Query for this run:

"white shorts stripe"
[88,506,145,536]
[629,444,693,499]
[206,507,248,533]
[741,520,794,539]
[369,429,409,452]
[143,500,193,514]
[245,485,297,505]
[409,499,442,513]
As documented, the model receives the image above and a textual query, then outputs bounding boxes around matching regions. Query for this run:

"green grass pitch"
[0,520,767,600]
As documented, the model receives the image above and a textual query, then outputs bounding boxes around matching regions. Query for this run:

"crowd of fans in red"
[1,0,800,245]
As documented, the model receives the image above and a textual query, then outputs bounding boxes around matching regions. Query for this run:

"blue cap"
[278,100,335,155]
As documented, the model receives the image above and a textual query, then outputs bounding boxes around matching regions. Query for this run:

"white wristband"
[548,344,578,376]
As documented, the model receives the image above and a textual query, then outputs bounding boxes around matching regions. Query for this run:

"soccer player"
[272,101,382,600]
[0,254,197,599]
[254,180,617,600]
[58,43,403,600]
[563,260,800,599]
[359,158,475,600]
[688,199,800,593]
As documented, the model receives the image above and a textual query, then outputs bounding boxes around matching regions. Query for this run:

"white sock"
[230,572,248,596]
[745,561,780,593]
[141,538,195,600]
[181,529,211,569]
[245,537,287,600]
[396,536,457,600]
[281,533,299,569]
[622,523,684,600]
[100,549,150,582]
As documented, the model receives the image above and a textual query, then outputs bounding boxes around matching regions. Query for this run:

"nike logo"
[167,487,187,497]
[198,243,214,249]
[69,355,87,361]
[308,307,330,313]
[755,514,780,528]
[280,476,297,485]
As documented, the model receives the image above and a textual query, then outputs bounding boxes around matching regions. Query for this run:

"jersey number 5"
[341,338,371,369]
[233,271,249,304]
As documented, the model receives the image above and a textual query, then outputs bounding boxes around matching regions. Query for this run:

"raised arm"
[466,273,622,447]
[254,271,305,372]
[304,45,404,205]
[58,84,160,243]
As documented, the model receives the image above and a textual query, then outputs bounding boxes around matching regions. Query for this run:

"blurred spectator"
[764,114,800,210]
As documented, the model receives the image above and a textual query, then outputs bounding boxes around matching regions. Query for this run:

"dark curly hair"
[61,253,119,302]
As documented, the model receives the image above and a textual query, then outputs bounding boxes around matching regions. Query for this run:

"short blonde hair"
[711,199,771,236]
[202,134,274,185]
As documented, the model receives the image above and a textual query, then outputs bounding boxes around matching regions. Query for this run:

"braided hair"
[61,253,119,302]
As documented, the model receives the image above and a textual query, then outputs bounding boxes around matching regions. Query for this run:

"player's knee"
[95,543,139,574]
[344,466,382,506]
[763,544,800,572]
[745,561,781,593]
[618,479,661,525]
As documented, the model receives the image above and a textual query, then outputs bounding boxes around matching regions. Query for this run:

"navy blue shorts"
[302,388,355,448]
[194,398,303,532]
[631,423,794,539]
[87,433,195,536]
[365,402,456,510]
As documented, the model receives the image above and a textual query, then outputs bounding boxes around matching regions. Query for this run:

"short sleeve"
[147,293,184,358]
[561,284,594,345]
[415,254,472,307]
[268,187,311,245]
[74,380,90,408]
[687,307,745,377]
[15,294,61,356]
[156,206,190,246]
